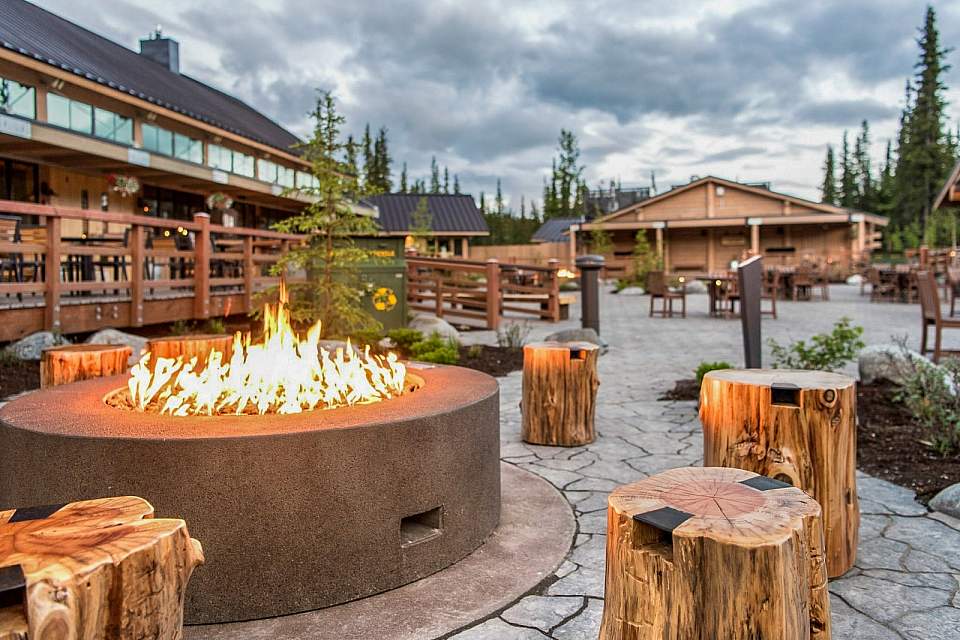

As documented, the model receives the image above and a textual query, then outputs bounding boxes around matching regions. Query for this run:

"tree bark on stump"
[699,368,858,577]
[0,496,204,640]
[147,334,233,369]
[599,467,831,640]
[40,344,133,388]
[521,341,599,446]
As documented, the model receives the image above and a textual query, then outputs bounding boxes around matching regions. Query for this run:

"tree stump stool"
[700,368,858,577]
[599,467,831,640]
[146,334,233,369]
[39,344,132,388]
[521,341,600,446]
[0,496,203,640]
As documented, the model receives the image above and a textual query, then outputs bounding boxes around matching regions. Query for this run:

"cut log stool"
[0,496,203,640]
[147,333,233,368]
[40,344,132,388]
[700,368,858,577]
[521,341,600,446]
[599,467,831,640]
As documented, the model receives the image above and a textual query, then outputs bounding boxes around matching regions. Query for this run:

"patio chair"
[814,266,830,301]
[761,269,779,319]
[792,267,813,301]
[0,214,24,287]
[867,267,898,302]
[719,277,740,318]
[646,270,686,318]
[948,267,960,316]
[918,270,960,363]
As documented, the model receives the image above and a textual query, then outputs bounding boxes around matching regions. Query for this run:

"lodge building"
[0,0,320,238]
[578,176,888,275]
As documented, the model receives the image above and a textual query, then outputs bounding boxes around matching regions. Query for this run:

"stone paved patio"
[451,285,960,640]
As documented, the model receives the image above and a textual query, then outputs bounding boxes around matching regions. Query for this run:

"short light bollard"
[599,467,831,640]
[575,254,604,334]
[700,368,859,577]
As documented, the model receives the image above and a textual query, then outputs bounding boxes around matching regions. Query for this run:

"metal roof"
[532,218,579,243]
[0,0,301,154]
[363,193,489,234]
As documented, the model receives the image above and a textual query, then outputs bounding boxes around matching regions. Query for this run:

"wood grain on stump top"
[0,496,203,640]
[702,367,855,389]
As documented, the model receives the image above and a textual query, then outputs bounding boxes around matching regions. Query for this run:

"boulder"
[5,331,70,361]
[543,327,609,355]
[858,343,929,386]
[409,314,460,343]
[86,328,148,366]
[930,483,960,519]
[616,286,645,296]
[682,279,708,294]
[846,274,864,286]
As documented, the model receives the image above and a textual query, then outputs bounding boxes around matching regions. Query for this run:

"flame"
[126,284,407,416]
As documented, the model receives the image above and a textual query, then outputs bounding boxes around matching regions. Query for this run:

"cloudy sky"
[35,0,960,208]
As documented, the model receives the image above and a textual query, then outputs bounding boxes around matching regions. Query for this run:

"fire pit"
[0,363,500,624]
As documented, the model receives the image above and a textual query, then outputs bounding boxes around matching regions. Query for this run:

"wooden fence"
[407,256,562,330]
[0,200,304,342]
[468,242,571,267]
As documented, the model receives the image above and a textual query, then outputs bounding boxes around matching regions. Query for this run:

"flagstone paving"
[451,285,960,640]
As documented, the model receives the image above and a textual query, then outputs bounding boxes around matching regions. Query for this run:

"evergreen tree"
[443,167,450,194]
[429,156,441,193]
[360,124,373,194]
[895,6,954,235]
[344,134,359,184]
[520,195,526,219]
[876,140,897,217]
[409,196,433,253]
[542,130,585,219]
[839,132,858,208]
[369,126,392,194]
[820,145,839,205]
[479,191,486,214]
[854,120,874,210]
[399,162,408,193]
[495,179,504,214]
[453,174,461,194]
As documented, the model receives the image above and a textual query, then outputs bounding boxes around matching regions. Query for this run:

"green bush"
[410,332,460,364]
[205,318,226,335]
[695,361,733,385]
[768,317,865,371]
[386,328,424,353]
[170,319,192,336]
[896,353,960,455]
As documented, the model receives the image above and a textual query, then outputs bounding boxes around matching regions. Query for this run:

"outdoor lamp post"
[576,254,604,334]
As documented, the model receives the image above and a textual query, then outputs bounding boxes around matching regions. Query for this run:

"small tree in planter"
[271,91,381,338]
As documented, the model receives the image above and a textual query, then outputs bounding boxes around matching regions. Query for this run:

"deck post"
[43,215,61,332]
[193,212,211,319]
[547,258,561,322]
[243,235,255,313]
[485,259,500,331]
[435,274,444,318]
[130,223,145,327]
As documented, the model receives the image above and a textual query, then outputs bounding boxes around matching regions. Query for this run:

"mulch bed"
[0,359,40,399]
[456,345,524,378]
[659,377,960,504]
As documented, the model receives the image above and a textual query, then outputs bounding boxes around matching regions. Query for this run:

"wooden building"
[0,0,323,237]
[363,193,489,258]
[578,176,887,275]
[934,159,960,210]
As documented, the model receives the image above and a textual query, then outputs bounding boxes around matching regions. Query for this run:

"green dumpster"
[354,236,407,331]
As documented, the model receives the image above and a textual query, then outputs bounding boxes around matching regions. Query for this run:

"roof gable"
[0,0,301,154]
[532,218,579,243]
[934,159,960,210]
[364,194,489,235]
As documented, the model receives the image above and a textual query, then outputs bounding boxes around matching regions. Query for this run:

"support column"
[460,237,469,259]
[750,221,761,256]
[568,224,578,270]
[707,228,716,273]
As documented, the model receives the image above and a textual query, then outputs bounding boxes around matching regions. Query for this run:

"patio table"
[697,275,737,317]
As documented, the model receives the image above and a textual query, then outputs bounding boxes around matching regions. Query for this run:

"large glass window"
[142,123,172,155]
[207,144,233,172]
[0,78,36,119]
[93,107,132,144]
[257,158,277,183]
[277,166,295,188]
[296,171,318,190]
[232,151,254,177]
[173,133,202,164]
[47,94,97,134]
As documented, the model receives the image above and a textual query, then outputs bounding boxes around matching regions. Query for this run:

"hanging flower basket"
[107,174,140,197]
[206,192,234,211]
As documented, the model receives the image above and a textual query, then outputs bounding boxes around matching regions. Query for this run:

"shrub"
[205,318,226,335]
[467,344,484,358]
[386,328,424,353]
[695,361,733,386]
[497,322,531,349]
[896,353,960,455]
[410,332,460,364]
[768,317,865,371]
[170,319,192,336]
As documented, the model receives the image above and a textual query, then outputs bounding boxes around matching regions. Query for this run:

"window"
[142,123,173,155]
[174,133,202,164]
[257,158,277,183]
[207,144,233,172]
[232,151,254,177]
[296,171,318,190]
[47,93,94,133]
[278,166,295,188]
[93,107,132,144]
[0,78,35,119]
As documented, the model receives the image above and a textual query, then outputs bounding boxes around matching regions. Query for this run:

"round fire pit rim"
[0,364,498,441]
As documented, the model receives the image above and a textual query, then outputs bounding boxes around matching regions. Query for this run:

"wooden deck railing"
[0,200,304,342]
[407,256,561,330]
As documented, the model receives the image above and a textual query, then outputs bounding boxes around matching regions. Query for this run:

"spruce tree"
[453,174,461,194]
[495,179,504,215]
[344,134,359,183]
[429,157,441,193]
[370,127,392,194]
[840,132,858,207]
[479,191,486,214]
[399,162,408,193]
[443,167,450,194]
[854,120,874,210]
[360,124,373,194]
[820,145,839,205]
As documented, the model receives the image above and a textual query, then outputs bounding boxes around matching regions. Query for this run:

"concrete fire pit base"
[0,364,501,624]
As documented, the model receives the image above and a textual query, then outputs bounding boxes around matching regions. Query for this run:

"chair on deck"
[791,267,814,301]
[719,277,740,318]
[646,270,686,318]
[761,269,779,319]
[918,270,960,363]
